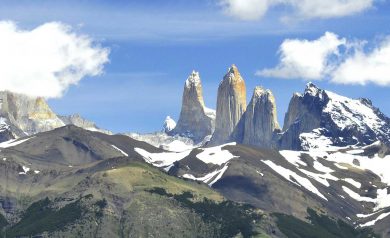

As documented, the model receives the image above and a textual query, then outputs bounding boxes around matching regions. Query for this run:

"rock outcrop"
[170,71,215,142]
[162,116,176,133]
[0,91,111,142]
[0,91,65,138]
[59,114,112,134]
[210,65,246,145]
[279,83,390,150]
[234,86,280,148]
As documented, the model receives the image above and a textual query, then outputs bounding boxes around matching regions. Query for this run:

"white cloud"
[332,38,390,86]
[219,0,375,20]
[0,21,109,98]
[219,0,277,21]
[257,32,346,80]
[290,0,374,19]
[258,32,390,86]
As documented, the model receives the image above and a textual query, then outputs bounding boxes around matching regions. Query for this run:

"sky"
[1,0,390,133]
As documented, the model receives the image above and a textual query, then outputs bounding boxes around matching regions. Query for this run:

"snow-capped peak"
[323,90,387,136]
[304,82,321,96]
[162,116,176,133]
[303,88,389,150]
[185,70,201,88]
[283,84,390,151]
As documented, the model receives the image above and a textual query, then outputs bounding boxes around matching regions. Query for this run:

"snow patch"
[111,145,128,157]
[262,160,328,200]
[161,140,193,152]
[135,148,191,167]
[342,186,376,203]
[343,178,361,188]
[0,137,33,148]
[182,163,229,187]
[19,166,30,175]
[360,212,390,227]
[279,151,308,167]
[196,143,238,165]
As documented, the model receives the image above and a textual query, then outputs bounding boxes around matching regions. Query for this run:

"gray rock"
[279,83,390,150]
[278,85,325,150]
[0,91,65,138]
[170,71,215,142]
[59,114,112,135]
[210,65,246,145]
[233,86,280,149]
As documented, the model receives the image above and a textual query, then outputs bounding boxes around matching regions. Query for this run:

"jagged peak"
[252,86,273,98]
[223,64,243,84]
[162,116,176,133]
[185,70,201,88]
[304,82,321,96]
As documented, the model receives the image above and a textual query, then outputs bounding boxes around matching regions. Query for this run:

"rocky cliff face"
[170,71,215,142]
[0,91,65,138]
[234,86,280,149]
[0,91,111,142]
[210,65,246,145]
[279,83,390,150]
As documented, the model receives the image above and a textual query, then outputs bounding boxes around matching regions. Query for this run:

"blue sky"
[2,0,390,133]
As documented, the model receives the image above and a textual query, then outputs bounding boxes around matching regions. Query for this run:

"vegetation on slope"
[148,187,264,238]
[273,208,379,238]
[3,197,84,238]
[102,162,223,201]
[0,213,7,230]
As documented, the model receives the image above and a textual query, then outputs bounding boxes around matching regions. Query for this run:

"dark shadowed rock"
[279,83,390,150]
[232,86,280,149]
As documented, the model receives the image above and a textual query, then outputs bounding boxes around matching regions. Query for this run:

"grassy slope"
[99,162,223,202]
[273,208,378,238]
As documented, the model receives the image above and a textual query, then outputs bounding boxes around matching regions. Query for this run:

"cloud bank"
[257,32,390,86]
[220,0,375,20]
[0,21,109,98]
[259,32,346,80]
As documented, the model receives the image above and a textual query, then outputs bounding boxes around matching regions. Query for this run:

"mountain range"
[1,65,390,237]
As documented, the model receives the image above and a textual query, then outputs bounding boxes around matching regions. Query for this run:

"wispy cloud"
[219,0,377,21]
[0,0,308,42]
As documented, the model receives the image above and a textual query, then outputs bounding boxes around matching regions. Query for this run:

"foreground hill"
[135,139,390,237]
[0,125,379,237]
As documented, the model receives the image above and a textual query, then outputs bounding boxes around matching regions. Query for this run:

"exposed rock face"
[234,86,280,149]
[0,91,65,138]
[170,71,215,142]
[59,114,112,134]
[279,84,325,150]
[0,91,111,142]
[162,116,176,133]
[279,83,390,150]
[211,65,246,145]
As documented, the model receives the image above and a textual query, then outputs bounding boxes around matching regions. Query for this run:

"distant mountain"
[210,65,246,145]
[162,116,176,133]
[232,86,281,149]
[0,91,110,142]
[170,71,215,142]
[279,83,390,150]
[59,114,112,135]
